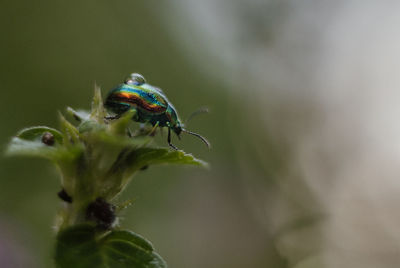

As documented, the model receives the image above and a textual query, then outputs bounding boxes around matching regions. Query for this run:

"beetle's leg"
[105,107,136,121]
[168,127,178,150]
[104,114,120,121]
[149,122,159,137]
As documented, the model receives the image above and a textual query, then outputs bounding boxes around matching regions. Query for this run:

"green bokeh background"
[0,1,320,268]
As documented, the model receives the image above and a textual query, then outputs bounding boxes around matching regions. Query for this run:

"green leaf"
[4,126,76,160]
[108,109,136,136]
[67,107,91,122]
[59,113,81,144]
[16,126,63,144]
[55,224,167,268]
[55,225,102,268]
[104,148,208,197]
[78,120,107,134]
[91,86,106,123]
[92,131,151,149]
[5,125,83,165]
[128,148,208,169]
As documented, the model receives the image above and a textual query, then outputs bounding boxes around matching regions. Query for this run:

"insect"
[104,73,210,150]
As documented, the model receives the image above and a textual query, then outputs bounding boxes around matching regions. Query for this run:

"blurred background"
[1,1,400,267]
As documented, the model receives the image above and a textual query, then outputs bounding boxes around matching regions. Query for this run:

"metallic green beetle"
[104,73,210,150]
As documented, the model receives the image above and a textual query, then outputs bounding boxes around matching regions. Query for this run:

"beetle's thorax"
[165,104,182,135]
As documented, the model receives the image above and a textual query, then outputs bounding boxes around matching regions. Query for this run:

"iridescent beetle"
[104,73,210,150]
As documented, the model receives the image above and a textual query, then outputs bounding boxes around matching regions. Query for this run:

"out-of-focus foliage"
[6,1,398,268]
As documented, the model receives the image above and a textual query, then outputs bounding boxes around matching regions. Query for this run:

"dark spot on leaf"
[86,197,116,229]
[42,132,55,146]
[58,188,72,203]
[140,165,148,171]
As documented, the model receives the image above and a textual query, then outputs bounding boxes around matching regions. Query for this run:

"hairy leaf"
[5,126,80,160]
[67,107,91,122]
[91,86,106,122]
[128,147,208,168]
[55,224,167,268]
[16,126,63,144]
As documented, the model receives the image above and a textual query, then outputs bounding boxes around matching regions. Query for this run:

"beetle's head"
[172,122,183,137]
[169,106,210,149]
[166,104,182,136]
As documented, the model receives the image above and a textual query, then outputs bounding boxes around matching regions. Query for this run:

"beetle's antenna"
[185,107,209,125]
[182,129,211,149]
